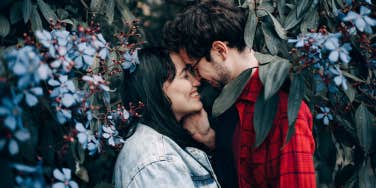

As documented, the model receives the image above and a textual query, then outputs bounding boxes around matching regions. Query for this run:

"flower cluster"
[0,21,143,187]
[288,3,376,126]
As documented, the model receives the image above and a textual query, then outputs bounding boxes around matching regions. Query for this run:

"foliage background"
[0,0,375,187]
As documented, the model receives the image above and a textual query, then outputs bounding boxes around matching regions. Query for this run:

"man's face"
[178,49,231,88]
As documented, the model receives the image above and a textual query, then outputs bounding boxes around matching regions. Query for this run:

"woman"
[114,47,219,188]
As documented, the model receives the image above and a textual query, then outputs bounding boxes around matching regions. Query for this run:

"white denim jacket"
[114,123,220,188]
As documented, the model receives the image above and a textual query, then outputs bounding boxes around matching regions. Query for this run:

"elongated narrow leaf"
[254,51,275,63]
[31,5,43,32]
[284,6,304,30]
[355,104,375,153]
[261,23,280,55]
[300,5,319,33]
[244,8,257,48]
[259,55,291,100]
[56,8,69,19]
[106,0,115,24]
[90,0,103,12]
[212,68,253,117]
[278,0,286,22]
[359,160,376,188]
[22,0,32,23]
[115,0,135,22]
[288,74,305,126]
[265,10,287,39]
[296,0,311,18]
[0,16,10,37]
[10,1,22,24]
[254,91,279,148]
[285,74,305,144]
[37,0,58,24]
[256,0,274,17]
[344,84,356,102]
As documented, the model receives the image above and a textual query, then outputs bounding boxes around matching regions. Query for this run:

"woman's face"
[163,53,203,121]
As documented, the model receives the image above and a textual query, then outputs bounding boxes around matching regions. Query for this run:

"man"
[163,1,316,188]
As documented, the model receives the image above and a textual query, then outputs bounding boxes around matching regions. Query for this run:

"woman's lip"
[190,91,200,98]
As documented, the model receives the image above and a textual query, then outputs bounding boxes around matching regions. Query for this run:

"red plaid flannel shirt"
[232,69,316,188]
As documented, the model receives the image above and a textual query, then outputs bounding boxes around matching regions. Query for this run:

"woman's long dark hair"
[121,47,198,148]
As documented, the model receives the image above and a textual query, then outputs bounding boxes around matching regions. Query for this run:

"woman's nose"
[188,72,201,87]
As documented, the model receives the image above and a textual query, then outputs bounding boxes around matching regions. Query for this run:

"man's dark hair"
[163,0,247,61]
[121,47,198,148]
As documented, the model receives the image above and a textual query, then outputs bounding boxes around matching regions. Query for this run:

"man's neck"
[231,48,259,80]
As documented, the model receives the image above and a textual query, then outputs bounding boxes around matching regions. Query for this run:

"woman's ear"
[211,41,228,60]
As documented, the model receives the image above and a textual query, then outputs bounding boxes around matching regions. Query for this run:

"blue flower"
[48,75,77,107]
[12,162,45,188]
[24,87,44,107]
[0,94,23,130]
[102,125,124,146]
[92,34,109,60]
[0,128,30,155]
[35,30,56,57]
[324,37,352,64]
[288,35,307,48]
[52,168,78,188]
[316,107,333,125]
[87,137,100,155]
[329,66,348,90]
[5,46,51,88]
[50,46,74,72]
[75,122,92,148]
[122,50,139,73]
[343,6,376,34]
[56,109,72,124]
[82,75,110,92]
[72,42,96,69]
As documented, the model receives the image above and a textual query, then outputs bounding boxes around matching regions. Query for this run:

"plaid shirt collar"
[237,68,263,102]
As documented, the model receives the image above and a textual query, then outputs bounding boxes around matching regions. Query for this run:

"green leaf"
[0,16,10,37]
[359,160,376,188]
[31,5,43,32]
[296,0,311,18]
[300,5,319,33]
[256,0,274,17]
[115,0,135,22]
[265,10,287,40]
[288,74,305,126]
[60,19,74,25]
[56,8,69,19]
[355,104,375,153]
[244,8,257,48]
[261,22,280,55]
[90,0,103,12]
[344,84,356,102]
[22,0,32,23]
[277,0,286,22]
[253,90,279,148]
[212,68,253,117]
[254,51,275,63]
[37,0,58,24]
[259,55,291,100]
[285,74,304,144]
[106,0,115,24]
[10,1,22,24]
[284,6,304,30]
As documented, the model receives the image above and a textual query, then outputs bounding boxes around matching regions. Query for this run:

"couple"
[114,1,316,188]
